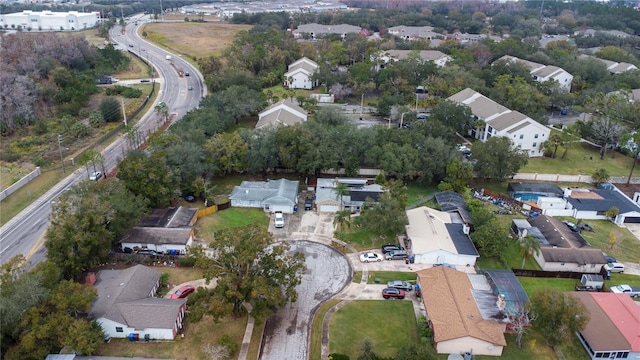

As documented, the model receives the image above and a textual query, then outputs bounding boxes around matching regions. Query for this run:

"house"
[315,178,383,213]
[256,99,308,129]
[417,266,507,356]
[507,182,564,202]
[229,178,299,213]
[495,55,573,91]
[449,31,503,45]
[89,265,186,340]
[448,88,550,157]
[283,57,319,90]
[387,25,443,42]
[537,186,640,225]
[578,54,638,74]
[404,207,478,266]
[293,23,362,40]
[512,215,607,273]
[375,49,452,69]
[569,292,640,360]
[119,207,197,254]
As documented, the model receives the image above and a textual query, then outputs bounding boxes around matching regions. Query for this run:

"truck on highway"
[610,284,640,298]
[165,55,172,61]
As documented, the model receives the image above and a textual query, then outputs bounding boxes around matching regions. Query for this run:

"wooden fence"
[196,205,217,218]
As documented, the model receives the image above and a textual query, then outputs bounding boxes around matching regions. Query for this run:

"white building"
[256,99,308,129]
[496,55,573,92]
[375,49,452,69]
[448,88,551,157]
[284,57,319,90]
[0,10,100,31]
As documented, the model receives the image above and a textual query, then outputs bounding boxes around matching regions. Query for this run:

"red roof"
[591,292,640,351]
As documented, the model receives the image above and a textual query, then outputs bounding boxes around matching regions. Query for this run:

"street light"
[400,112,410,128]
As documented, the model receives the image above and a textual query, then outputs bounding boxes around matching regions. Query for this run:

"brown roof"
[417,267,506,346]
[569,292,632,352]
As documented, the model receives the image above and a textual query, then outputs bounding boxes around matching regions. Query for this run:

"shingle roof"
[417,267,507,346]
[229,178,299,206]
[115,297,186,330]
[489,111,529,131]
[569,292,640,352]
[567,188,640,214]
[527,216,606,264]
[381,49,449,62]
[120,227,193,246]
[138,207,196,228]
[294,23,361,35]
[256,100,307,129]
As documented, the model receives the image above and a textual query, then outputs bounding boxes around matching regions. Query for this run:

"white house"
[496,55,573,91]
[119,207,197,254]
[315,178,384,213]
[89,265,186,340]
[229,178,299,213]
[256,99,307,129]
[405,207,478,266]
[448,88,550,157]
[375,49,452,69]
[579,54,638,74]
[293,23,362,40]
[512,216,607,273]
[0,10,100,31]
[284,57,319,90]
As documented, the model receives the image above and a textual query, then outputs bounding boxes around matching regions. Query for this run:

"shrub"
[100,97,121,123]
[0,148,20,162]
[328,354,350,360]
[217,334,239,356]
[31,157,50,167]
[178,256,196,267]
[33,120,48,135]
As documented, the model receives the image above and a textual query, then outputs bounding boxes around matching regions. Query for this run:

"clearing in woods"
[141,22,252,59]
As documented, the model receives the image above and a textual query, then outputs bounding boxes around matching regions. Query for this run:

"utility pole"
[57,135,66,173]
[160,0,164,20]
[121,98,128,126]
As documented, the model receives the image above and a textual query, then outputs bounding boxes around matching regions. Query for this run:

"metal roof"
[481,269,529,311]
[435,191,472,224]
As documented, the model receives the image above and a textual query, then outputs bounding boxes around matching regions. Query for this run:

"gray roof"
[381,49,449,62]
[256,100,307,129]
[229,178,299,206]
[445,223,479,256]
[489,111,529,131]
[434,191,471,225]
[120,227,192,246]
[567,189,640,214]
[294,23,361,35]
[507,182,564,197]
[315,178,382,206]
[285,57,318,76]
[138,207,197,228]
[527,216,606,264]
[90,265,185,329]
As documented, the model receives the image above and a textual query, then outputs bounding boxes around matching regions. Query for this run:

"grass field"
[329,300,419,358]
[366,271,417,284]
[141,22,252,60]
[196,208,268,242]
[522,142,635,177]
[309,299,341,360]
[578,219,640,263]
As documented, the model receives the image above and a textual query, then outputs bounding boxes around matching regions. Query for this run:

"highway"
[0,18,205,267]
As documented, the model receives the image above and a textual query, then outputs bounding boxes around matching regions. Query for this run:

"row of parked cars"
[359,244,409,263]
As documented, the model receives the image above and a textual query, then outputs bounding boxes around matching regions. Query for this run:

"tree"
[473,137,529,181]
[470,218,509,258]
[592,168,610,184]
[195,225,306,321]
[333,210,351,232]
[116,149,179,208]
[357,339,378,360]
[441,160,473,193]
[359,180,408,235]
[620,131,640,184]
[154,101,169,123]
[100,97,121,123]
[334,182,349,211]
[530,288,589,348]
[429,100,474,134]
[507,303,536,349]
[520,234,541,269]
[205,132,248,175]
[605,206,619,221]
[584,92,627,159]
[492,74,548,120]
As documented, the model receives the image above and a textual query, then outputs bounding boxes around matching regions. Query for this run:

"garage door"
[319,204,339,212]
[623,216,640,224]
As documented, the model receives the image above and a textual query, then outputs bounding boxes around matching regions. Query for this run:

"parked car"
[136,249,157,256]
[274,211,285,228]
[381,244,403,254]
[188,85,193,90]
[610,284,640,298]
[304,198,313,210]
[185,71,190,76]
[384,250,408,260]
[89,171,103,181]
[563,221,580,232]
[579,223,594,232]
[603,254,617,264]
[387,280,413,291]
[170,285,195,299]
[604,262,625,273]
[382,287,405,299]
[360,252,382,263]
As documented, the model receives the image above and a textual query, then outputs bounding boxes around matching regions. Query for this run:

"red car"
[382,287,405,300]
[170,285,195,299]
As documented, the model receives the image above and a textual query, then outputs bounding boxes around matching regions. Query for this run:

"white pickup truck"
[610,284,640,298]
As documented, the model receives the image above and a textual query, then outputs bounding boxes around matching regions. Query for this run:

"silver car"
[387,280,413,291]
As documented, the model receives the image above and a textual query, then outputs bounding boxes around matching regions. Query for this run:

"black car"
[381,244,403,254]
[304,198,313,210]
[604,255,617,264]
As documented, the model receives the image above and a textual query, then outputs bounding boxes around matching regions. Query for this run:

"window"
[616,352,629,358]
[534,134,539,139]
[519,134,524,139]
[533,142,537,147]
[116,327,123,333]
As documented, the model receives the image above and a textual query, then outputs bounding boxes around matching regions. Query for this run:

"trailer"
[575,274,604,291]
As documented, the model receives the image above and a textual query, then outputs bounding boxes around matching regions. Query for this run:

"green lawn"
[309,299,341,360]
[517,277,578,296]
[329,300,419,359]
[338,218,396,251]
[522,142,634,177]
[196,208,268,242]
[366,271,417,284]
[578,220,640,263]
[405,181,439,208]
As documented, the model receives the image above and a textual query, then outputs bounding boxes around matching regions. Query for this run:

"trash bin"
[409,255,415,264]
[561,109,568,115]
[144,334,150,342]
[294,205,298,212]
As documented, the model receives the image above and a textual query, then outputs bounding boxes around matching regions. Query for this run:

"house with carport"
[404,207,478,266]
[448,88,550,157]
[256,99,308,129]
[229,178,299,213]
[315,178,384,213]
[283,57,319,90]
[89,265,186,340]
[119,206,197,255]
[569,292,640,360]
[417,266,507,356]
[512,215,607,273]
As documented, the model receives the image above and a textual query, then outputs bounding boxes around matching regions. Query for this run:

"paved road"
[0,19,205,267]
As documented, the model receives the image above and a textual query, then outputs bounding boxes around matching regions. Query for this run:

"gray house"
[229,178,299,213]
[315,178,384,213]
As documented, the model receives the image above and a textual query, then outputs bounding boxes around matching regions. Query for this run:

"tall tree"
[359,179,409,235]
[520,234,541,269]
[470,218,509,258]
[530,289,589,348]
[194,225,306,321]
[429,100,474,134]
[205,132,248,175]
[584,92,627,159]
[620,131,640,184]
[116,149,179,208]
[473,136,529,181]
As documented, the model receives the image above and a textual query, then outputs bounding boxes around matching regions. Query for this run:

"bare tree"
[507,303,536,349]
[203,344,230,360]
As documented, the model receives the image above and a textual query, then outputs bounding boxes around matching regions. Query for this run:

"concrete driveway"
[260,240,351,360]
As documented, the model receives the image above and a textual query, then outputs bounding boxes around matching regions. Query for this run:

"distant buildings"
[375,49,452,69]
[293,23,362,40]
[579,54,638,74]
[0,10,100,31]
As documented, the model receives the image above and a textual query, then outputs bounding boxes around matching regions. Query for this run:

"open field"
[196,208,269,243]
[329,300,419,358]
[141,22,252,59]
